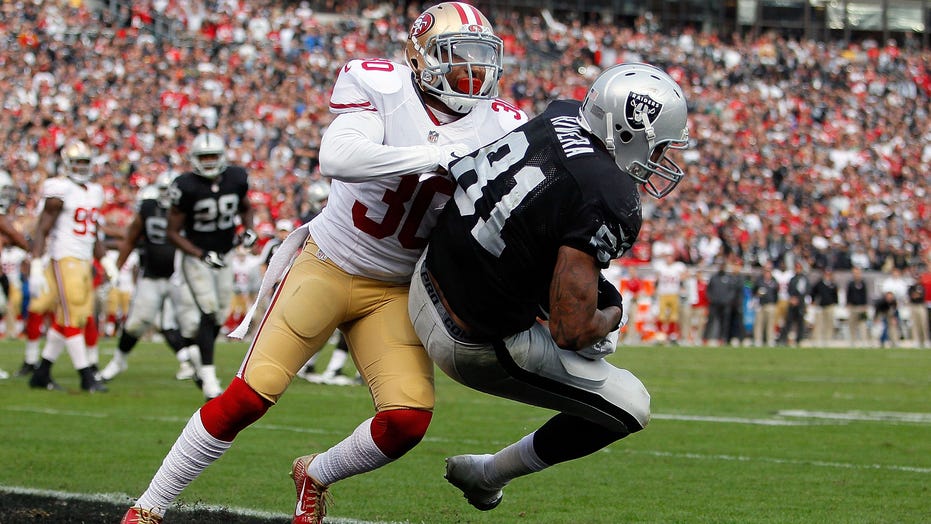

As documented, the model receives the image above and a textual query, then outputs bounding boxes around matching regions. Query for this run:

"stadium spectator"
[906,268,928,348]
[778,261,812,346]
[810,267,840,346]
[752,264,780,347]
[844,266,871,347]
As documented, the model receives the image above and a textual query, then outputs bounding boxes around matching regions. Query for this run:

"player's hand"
[28,259,49,298]
[240,229,258,249]
[435,143,472,173]
[577,327,620,361]
[201,251,225,269]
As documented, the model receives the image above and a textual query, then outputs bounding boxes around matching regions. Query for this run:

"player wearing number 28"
[121,3,526,523]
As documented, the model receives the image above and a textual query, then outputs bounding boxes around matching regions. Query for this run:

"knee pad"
[371,409,432,459]
[200,377,272,441]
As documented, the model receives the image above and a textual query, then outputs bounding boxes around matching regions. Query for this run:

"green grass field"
[1,339,929,523]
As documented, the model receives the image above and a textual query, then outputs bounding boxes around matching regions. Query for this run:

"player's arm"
[31,197,62,259]
[547,245,623,351]
[0,215,29,251]
[319,111,467,181]
[237,193,254,237]
[115,213,144,269]
[166,206,204,258]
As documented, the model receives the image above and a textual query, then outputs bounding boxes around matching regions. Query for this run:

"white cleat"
[175,361,196,381]
[198,365,223,400]
[322,372,357,386]
[98,357,128,382]
[445,454,506,511]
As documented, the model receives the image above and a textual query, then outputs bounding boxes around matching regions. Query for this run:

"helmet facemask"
[61,141,94,184]
[189,133,227,180]
[406,2,503,114]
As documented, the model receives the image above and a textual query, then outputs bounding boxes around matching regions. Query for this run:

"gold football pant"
[239,238,434,412]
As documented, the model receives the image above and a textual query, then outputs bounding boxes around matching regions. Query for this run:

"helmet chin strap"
[604,111,615,152]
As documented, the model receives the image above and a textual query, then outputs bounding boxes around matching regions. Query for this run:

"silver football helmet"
[61,140,95,184]
[0,170,16,214]
[405,2,503,114]
[189,133,227,179]
[579,63,689,199]
[155,171,175,208]
[306,180,330,214]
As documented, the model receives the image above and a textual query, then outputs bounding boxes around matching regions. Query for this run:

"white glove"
[100,256,119,283]
[435,143,472,172]
[577,327,620,361]
[240,229,258,248]
[201,250,225,269]
[29,258,49,298]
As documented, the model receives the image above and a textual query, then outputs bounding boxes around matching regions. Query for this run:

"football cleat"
[15,362,36,377]
[29,375,64,391]
[175,360,196,381]
[98,357,128,382]
[322,372,357,387]
[82,380,109,393]
[290,454,330,524]
[120,506,163,523]
[0,368,8,380]
[445,454,506,511]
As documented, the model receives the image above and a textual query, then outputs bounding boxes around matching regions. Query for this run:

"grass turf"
[1,339,929,523]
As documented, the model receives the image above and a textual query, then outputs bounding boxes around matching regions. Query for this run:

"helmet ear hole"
[618,130,634,143]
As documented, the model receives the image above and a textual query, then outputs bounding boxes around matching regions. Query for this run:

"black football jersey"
[137,199,176,279]
[426,100,642,340]
[169,166,249,254]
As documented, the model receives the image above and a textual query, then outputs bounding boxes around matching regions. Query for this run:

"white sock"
[135,410,232,516]
[87,344,99,366]
[64,332,89,370]
[307,417,391,486]
[485,433,549,486]
[25,339,41,364]
[324,349,348,374]
[41,328,66,362]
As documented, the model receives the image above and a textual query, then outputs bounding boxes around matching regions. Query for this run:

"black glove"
[597,274,624,310]
[201,251,225,269]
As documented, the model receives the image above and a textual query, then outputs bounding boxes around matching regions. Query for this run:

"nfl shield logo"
[626,92,663,130]
[427,130,439,143]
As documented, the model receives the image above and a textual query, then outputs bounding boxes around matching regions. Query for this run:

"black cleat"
[15,362,37,377]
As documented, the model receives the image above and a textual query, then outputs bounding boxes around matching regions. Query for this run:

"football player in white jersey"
[122,3,527,523]
[653,250,688,343]
[26,140,113,393]
[0,170,30,379]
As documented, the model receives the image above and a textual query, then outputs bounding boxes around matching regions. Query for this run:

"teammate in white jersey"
[122,4,527,523]
[26,140,113,393]
[653,251,688,343]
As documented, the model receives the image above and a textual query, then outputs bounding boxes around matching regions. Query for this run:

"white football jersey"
[654,259,687,295]
[1,246,28,279]
[41,177,104,261]
[310,59,527,282]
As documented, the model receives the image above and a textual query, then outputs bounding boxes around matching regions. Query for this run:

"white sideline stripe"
[623,450,931,474]
[0,485,409,524]
[778,409,931,424]
[650,413,825,426]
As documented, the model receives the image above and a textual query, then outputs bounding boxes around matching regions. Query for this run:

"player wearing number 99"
[26,140,110,393]
[121,3,525,523]
[409,63,690,511]
[166,132,254,401]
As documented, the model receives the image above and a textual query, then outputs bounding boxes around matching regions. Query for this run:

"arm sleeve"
[318,111,445,182]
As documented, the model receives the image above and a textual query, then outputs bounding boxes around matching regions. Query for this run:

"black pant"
[780,304,806,344]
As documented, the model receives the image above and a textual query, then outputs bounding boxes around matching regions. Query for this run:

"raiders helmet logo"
[411,13,435,37]
[626,92,663,130]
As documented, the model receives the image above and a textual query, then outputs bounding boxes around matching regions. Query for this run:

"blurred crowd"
[1,0,930,343]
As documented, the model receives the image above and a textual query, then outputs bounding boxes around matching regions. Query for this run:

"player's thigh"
[28,265,59,314]
[491,323,649,432]
[345,282,434,412]
[170,272,200,338]
[106,288,120,314]
[178,255,220,315]
[124,278,164,336]
[240,247,350,403]
[214,264,233,320]
[55,258,94,326]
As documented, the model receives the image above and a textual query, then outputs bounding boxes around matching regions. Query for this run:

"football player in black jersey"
[97,173,197,383]
[409,63,690,511]
[167,133,255,399]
